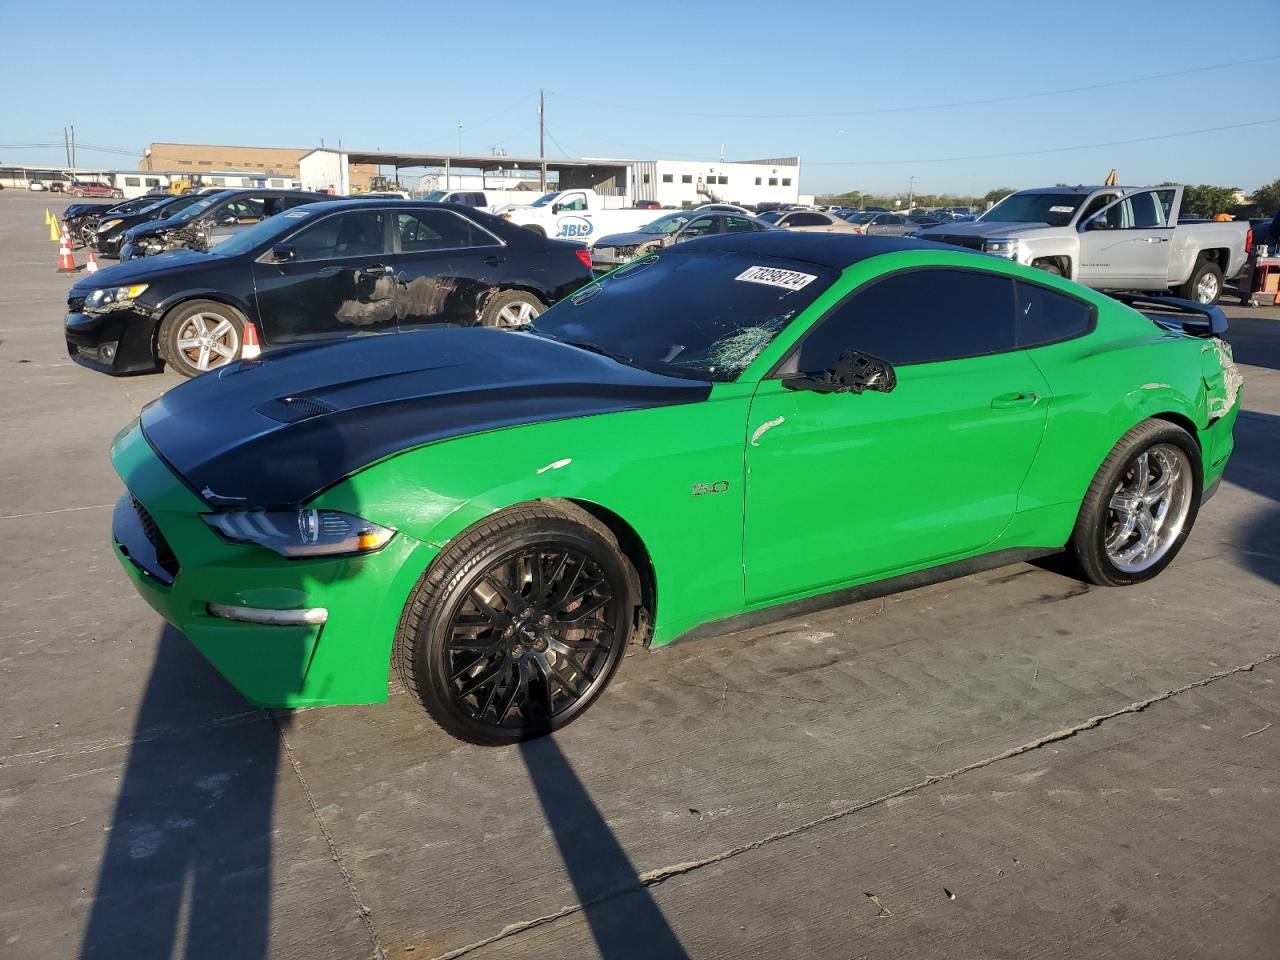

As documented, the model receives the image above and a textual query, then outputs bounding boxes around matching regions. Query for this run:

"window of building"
[145,178,160,187]
[643,173,650,184]
[662,174,673,183]
[755,177,762,185]
[782,178,792,186]
[717,175,728,185]
[198,161,213,166]
[124,176,141,187]
[794,268,1018,370]
[681,174,693,184]
[178,160,192,165]
[768,177,778,186]
[210,177,226,186]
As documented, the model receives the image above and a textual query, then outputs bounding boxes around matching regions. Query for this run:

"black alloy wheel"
[395,503,637,745]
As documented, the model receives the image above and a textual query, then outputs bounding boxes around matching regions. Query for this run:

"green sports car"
[111,234,1242,744]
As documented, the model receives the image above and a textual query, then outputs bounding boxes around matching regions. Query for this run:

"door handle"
[990,391,1039,410]
[1142,237,1170,243]
[362,263,391,276]
[482,254,507,266]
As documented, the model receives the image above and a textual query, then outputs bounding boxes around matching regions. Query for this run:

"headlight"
[983,238,1021,259]
[97,218,123,232]
[85,284,149,309]
[203,509,395,558]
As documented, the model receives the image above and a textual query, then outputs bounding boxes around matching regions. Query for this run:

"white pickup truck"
[916,185,1251,304]
[495,190,658,246]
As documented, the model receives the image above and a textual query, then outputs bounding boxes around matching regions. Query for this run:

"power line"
[555,54,1280,120]
[802,117,1280,166]
[541,124,572,160]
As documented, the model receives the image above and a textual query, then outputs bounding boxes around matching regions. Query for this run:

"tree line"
[817,179,1280,218]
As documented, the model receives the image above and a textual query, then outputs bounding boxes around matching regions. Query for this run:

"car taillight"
[1245,226,1253,253]
[574,248,592,269]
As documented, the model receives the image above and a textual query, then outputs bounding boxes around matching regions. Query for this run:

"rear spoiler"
[1112,293,1227,337]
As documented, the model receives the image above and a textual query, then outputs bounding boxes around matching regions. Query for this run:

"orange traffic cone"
[56,226,80,273]
[241,321,262,360]
[84,248,99,274]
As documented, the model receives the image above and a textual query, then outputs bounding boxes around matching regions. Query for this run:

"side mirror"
[551,203,565,214]
[1085,216,1110,231]
[783,350,897,395]
[271,243,296,262]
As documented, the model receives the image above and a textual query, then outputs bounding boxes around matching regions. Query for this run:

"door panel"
[252,210,395,344]
[1077,189,1176,288]
[390,209,510,329]
[743,352,1050,603]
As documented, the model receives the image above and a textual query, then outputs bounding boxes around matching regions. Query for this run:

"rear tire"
[393,503,638,745]
[480,290,544,329]
[1178,259,1223,305]
[1032,259,1064,277]
[158,300,245,378]
[1068,420,1202,587]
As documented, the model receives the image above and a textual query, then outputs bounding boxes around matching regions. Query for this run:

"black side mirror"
[271,243,296,262]
[783,350,897,395]
[1085,216,1110,231]
[551,203,565,214]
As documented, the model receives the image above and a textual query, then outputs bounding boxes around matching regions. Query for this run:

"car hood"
[594,230,657,248]
[126,214,198,240]
[916,220,1053,239]
[140,328,711,508]
[69,249,212,291]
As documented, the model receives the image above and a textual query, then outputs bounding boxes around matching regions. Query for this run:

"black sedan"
[65,200,595,378]
[91,193,210,258]
[120,189,331,259]
[63,195,165,249]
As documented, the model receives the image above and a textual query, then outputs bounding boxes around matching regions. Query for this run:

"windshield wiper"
[531,330,637,368]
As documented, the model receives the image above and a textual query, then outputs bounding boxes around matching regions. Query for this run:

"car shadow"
[78,625,282,959]
[1227,408,1280,589]
[1225,315,1280,372]
[519,736,689,959]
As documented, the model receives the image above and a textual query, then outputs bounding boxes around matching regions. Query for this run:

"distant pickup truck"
[495,190,657,245]
[916,185,1251,304]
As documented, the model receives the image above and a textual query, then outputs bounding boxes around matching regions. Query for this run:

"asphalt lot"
[1,189,1277,960]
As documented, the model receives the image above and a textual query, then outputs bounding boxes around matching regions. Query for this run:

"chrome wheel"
[1195,271,1220,304]
[1105,443,1193,573]
[443,544,622,730]
[495,298,541,328]
[175,312,240,372]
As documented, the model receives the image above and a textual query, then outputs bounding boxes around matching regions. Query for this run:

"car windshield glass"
[422,190,446,201]
[757,211,782,223]
[980,192,1083,227]
[111,196,158,214]
[211,209,312,258]
[530,192,561,207]
[532,249,836,382]
[637,212,693,235]
[169,194,226,223]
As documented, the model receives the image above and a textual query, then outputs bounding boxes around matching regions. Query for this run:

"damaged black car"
[119,188,330,259]
[66,199,593,378]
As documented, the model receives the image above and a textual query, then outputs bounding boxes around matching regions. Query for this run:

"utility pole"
[63,127,71,169]
[907,175,916,211]
[70,125,76,173]
[457,121,462,156]
[538,88,546,192]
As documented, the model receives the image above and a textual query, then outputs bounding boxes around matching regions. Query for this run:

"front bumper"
[95,230,124,258]
[65,306,160,374]
[110,422,430,708]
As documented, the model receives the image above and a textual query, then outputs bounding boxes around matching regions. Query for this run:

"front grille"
[68,295,86,312]
[932,234,986,252]
[132,496,180,579]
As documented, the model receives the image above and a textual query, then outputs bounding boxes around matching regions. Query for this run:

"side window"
[559,193,587,211]
[216,198,266,223]
[290,211,386,261]
[724,216,755,233]
[1129,189,1174,228]
[1079,193,1116,222]
[1016,281,1093,347]
[397,210,497,252]
[475,193,487,206]
[795,269,1017,370]
[788,212,826,227]
[682,216,717,237]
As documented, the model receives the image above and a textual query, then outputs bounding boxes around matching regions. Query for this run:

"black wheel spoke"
[443,540,625,732]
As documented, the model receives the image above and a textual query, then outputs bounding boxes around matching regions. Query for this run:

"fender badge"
[692,481,730,496]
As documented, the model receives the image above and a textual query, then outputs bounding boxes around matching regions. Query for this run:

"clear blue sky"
[2,0,1277,197]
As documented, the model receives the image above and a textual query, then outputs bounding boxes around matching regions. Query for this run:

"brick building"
[143,142,378,186]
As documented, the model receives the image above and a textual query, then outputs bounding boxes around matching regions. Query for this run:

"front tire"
[394,503,638,745]
[1068,420,1201,586]
[158,300,245,378]
[480,290,544,329]
[1179,259,1223,305]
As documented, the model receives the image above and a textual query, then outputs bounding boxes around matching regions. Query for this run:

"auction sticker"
[735,265,817,291]
[1048,206,1074,214]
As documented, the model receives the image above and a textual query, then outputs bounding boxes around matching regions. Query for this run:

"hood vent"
[255,395,338,423]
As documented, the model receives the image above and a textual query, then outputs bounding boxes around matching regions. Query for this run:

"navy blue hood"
[141,327,711,508]
[70,249,212,292]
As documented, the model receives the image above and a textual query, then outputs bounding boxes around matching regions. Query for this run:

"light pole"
[457,121,462,156]
[907,176,916,211]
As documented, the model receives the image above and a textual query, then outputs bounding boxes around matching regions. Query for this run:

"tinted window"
[681,216,718,238]
[724,216,756,233]
[796,269,1017,370]
[786,212,830,227]
[216,198,266,223]
[1016,281,1092,347]
[291,211,386,260]
[533,249,837,381]
[397,210,496,251]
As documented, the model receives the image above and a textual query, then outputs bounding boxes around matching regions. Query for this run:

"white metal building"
[629,158,802,208]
